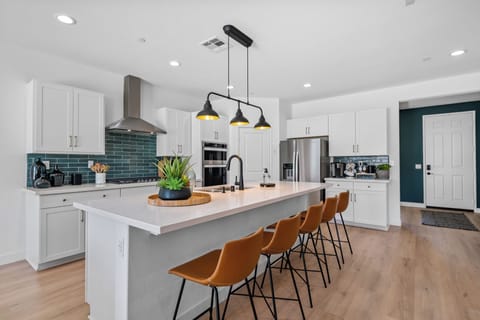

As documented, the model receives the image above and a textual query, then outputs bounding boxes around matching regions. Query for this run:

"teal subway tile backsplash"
[27,131,159,186]
[333,155,389,165]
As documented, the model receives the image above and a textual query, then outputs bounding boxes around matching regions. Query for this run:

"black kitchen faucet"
[226,154,244,190]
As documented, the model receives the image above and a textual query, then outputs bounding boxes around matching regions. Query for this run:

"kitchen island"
[73,181,325,320]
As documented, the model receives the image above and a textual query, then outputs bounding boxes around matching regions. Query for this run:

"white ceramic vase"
[95,173,106,185]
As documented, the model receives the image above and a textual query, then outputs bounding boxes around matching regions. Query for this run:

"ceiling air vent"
[200,37,232,52]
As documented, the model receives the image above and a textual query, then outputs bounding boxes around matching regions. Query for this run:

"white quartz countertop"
[24,181,158,195]
[73,181,325,235]
[325,177,390,183]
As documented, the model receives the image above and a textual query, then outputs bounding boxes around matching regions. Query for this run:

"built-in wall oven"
[202,142,228,186]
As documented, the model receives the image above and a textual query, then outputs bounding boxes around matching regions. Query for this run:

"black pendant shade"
[196,24,271,130]
[196,100,219,120]
[254,114,271,130]
[230,104,249,126]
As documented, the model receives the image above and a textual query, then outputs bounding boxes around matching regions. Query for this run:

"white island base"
[75,182,324,320]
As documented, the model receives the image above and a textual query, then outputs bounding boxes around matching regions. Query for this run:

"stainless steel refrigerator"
[280,137,329,203]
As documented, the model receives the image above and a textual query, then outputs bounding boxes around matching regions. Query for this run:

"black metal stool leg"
[209,287,214,320]
[245,278,258,320]
[308,233,327,288]
[266,255,278,319]
[333,218,345,264]
[318,228,331,283]
[301,234,313,307]
[286,252,306,320]
[221,286,233,320]
[172,278,186,320]
[326,222,342,269]
[214,287,220,320]
[340,214,353,254]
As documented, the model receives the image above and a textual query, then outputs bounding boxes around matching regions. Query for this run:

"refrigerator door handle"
[296,151,300,181]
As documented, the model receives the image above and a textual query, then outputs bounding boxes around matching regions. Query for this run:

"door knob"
[426,172,432,175]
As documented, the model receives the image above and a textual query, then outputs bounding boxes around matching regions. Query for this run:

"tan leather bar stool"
[257,213,305,320]
[316,196,342,283]
[295,201,328,307]
[168,227,264,320]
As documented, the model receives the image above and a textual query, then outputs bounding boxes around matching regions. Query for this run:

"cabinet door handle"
[353,144,355,153]
[354,193,357,202]
[74,136,78,147]
[356,144,359,153]
[305,127,308,135]
[68,136,73,148]
[308,127,311,134]
[179,144,182,153]
[80,211,84,222]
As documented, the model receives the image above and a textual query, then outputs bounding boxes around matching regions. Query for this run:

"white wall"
[206,97,281,184]
[0,43,196,265]
[290,71,480,226]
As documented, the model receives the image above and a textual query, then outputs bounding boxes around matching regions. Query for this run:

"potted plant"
[376,163,391,180]
[154,156,193,200]
[90,162,110,185]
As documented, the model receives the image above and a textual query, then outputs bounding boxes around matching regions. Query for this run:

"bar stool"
[294,201,329,307]
[316,196,342,283]
[335,191,353,259]
[168,227,264,320]
[256,213,305,320]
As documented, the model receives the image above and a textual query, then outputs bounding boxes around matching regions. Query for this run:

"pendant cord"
[227,36,231,98]
[246,47,249,104]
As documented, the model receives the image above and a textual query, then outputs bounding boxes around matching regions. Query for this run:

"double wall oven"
[202,142,228,186]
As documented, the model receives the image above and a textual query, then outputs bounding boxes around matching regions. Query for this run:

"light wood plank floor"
[1,207,479,320]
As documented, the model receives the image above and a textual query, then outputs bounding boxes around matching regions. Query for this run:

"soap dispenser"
[260,168,275,187]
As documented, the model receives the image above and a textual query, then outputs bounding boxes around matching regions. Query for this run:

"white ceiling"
[1,0,480,110]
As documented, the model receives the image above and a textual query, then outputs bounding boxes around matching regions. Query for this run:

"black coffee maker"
[31,158,51,188]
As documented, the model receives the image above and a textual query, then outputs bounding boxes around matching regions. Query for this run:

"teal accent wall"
[400,101,480,204]
[27,131,158,186]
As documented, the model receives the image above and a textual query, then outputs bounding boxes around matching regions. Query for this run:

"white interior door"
[239,128,271,182]
[424,111,475,210]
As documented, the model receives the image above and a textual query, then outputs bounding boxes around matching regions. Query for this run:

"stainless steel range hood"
[106,75,166,135]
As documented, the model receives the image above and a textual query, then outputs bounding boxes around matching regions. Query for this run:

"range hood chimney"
[106,75,166,135]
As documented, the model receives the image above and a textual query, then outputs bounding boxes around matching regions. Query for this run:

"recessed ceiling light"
[303,83,312,88]
[138,38,147,43]
[450,50,466,57]
[227,85,234,90]
[56,14,76,25]
[169,60,181,67]
[422,57,432,62]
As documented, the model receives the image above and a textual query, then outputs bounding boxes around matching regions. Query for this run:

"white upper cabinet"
[286,115,328,138]
[200,116,229,143]
[27,80,105,154]
[156,108,192,156]
[72,89,105,154]
[328,108,387,156]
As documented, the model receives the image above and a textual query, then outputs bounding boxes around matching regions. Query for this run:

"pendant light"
[230,102,249,126]
[196,25,271,130]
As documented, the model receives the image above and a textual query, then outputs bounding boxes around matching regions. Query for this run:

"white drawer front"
[326,180,354,191]
[40,189,120,208]
[354,182,387,192]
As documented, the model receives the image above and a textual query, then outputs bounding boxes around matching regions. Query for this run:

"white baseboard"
[0,250,25,266]
[400,202,426,208]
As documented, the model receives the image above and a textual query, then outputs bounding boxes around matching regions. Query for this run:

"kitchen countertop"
[24,181,158,195]
[73,181,325,235]
[325,177,390,183]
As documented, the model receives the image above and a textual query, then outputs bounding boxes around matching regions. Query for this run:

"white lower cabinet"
[325,178,388,230]
[41,206,85,262]
[26,188,131,270]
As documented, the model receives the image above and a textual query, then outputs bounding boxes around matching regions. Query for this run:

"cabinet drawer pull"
[102,194,107,198]
[63,198,67,202]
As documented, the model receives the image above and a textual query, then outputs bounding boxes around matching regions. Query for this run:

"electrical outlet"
[88,160,94,168]
[415,164,422,169]
[43,160,50,170]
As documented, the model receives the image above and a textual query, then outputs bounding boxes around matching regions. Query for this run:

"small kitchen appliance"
[71,173,82,185]
[329,162,345,177]
[31,158,51,188]
[48,165,65,187]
